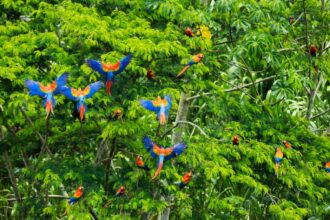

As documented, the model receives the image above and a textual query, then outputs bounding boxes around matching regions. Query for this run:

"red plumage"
[185,27,194,37]
[147,67,155,79]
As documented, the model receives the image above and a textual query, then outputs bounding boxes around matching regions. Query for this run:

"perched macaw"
[86,55,132,95]
[140,96,172,125]
[103,185,126,208]
[177,53,204,78]
[325,162,330,174]
[232,135,239,146]
[61,81,103,121]
[24,72,68,118]
[310,44,317,57]
[69,186,84,205]
[147,67,155,80]
[282,140,295,150]
[143,135,187,180]
[179,171,192,189]
[289,16,294,25]
[274,147,284,178]
[113,109,122,119]
[136,155,150,171]
[185,27,194,37]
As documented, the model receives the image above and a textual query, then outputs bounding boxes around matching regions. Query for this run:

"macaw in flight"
[143,135,187,180]
[24,72,68,118]
[86,54,132,95]
[179,171,192,189]
[177,53,204,78]
[136,155,150,171]
[274,147,284,178]
[61,81,103,121]
[140,95,172,125]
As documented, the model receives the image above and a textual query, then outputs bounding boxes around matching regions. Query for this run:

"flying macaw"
[288,16,294,25]
[179,171,192,189]
[185,27,194,37]
[69,186,84,205]
[232,135,239,146]
[325,162,330,175]
[86,54,132,95]
[136,155,150,171]
[140,96,172,125]
[143,135,187,180]
[274,147,284,178]
[103,185,126,208]
[24,72,68,118]
[61,81,103,121]
[176,53,204,78]
[310,44,317,57]
[147,67,155,80]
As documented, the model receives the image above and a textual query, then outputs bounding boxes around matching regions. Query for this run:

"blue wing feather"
[143,135,158,158]
[113,54,132,75]
[165,143,187,161]
[24,80,46,97]
[164,95,172,111]
[54,72,69,95]
[61,86,77,101]
[140,100,161,112]
[86,59,107,76]
[85,81,103,98]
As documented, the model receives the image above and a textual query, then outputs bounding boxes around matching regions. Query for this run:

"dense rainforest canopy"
[0,0,329,219]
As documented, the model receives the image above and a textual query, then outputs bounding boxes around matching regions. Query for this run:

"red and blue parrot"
[69,186,84,205]
[24,72,68,118]
[176,53,204,78]
[310,44,317,57]
[282,140,296,150]
[103,185,126,208]
[325,161,330,175]
[136,155,150,171]
[140,96,172,125]
[274,147,284,178]
[232,135,239,146]
[179,171,192,189]
[61,81,103,121]
[86,54,132,95]
[143,135,187,180]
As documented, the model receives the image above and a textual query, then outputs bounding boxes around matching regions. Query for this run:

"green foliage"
[0,0,329,219]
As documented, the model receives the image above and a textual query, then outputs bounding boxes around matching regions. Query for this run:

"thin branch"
[19,106,45,143]
[5,195,69,202]
[292,12,304,26]
[310,108,330,120]
[241,58,260,97]
[175,121,208,137]
[187,75,276,101]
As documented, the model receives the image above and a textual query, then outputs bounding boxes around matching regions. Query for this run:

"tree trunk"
[158,92,190,220]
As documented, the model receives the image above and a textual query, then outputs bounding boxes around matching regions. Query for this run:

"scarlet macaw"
[147,67,155,80]
[310,44,317,57]
[69,186,84,205]
[325,162,330,175]
[143,135,187,180]
[103,185,126,208]
[136,155,149,171]
[274,147,284,178]
[232,135,239,146]
[86,55,132,95]
[61,81,103,121]
[140,96,172,125]
[177,53,204,78]
[24,72,68,118]
[179,171,192,189]
[185,27,194,37]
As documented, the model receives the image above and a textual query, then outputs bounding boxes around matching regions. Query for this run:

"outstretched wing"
[54,72,69,95]
[113,54,132,75]
[164,95,172,111]
[84,81,103,98]
[86,59,107,76]
[61,86,78,101]
[140,100,161,113]
[24,80,47,97]
[164,143,187,161]
[142,135,159,158]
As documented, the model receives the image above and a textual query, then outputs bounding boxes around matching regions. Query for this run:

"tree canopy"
[0,0,329,219]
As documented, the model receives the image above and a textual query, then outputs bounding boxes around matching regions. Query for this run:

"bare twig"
[5,195,70,202]
[292,12,304,26]
[310,108,330,120]
[175,121,208,137]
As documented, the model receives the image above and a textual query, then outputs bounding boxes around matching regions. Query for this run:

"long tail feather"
[152,155,164,180]
[275,163,279,178]
[106,81,112,95]
[45,101,52,119]
[159,112,166,125]
[79,106,85,121]
[176,65,190,78]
